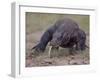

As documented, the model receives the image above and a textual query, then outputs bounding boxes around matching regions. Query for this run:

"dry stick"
[48,46,52,58]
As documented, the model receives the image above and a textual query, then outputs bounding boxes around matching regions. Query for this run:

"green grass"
[26,12,89,34]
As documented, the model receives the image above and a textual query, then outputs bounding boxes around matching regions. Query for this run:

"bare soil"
[26,31,89,67]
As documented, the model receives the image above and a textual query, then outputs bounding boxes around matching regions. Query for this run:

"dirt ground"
[26,31,89,67]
